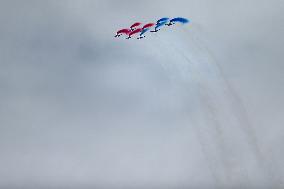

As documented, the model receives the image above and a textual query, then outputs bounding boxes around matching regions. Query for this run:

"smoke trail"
[150,30,235,187]
[148,24,282,187]
[178,25,283,188]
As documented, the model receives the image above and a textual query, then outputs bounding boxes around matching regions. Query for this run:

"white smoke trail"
[147,23,282,188]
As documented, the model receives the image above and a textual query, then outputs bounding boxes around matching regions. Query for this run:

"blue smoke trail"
[138,28,151,39]
[169,17,190,24]
[157,17,170,24]
[151,21,168,32]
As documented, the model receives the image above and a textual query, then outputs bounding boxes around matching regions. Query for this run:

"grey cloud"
[0,0,283,188]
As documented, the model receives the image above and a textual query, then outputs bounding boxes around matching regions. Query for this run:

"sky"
[0,0,284,188]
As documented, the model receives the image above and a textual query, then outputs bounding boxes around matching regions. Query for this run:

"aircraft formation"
[114,17,190,40]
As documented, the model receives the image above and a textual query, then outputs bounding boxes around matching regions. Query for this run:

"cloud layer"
[0,0,283,188]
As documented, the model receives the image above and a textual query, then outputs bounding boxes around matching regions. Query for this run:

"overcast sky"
[0,0,283,188]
